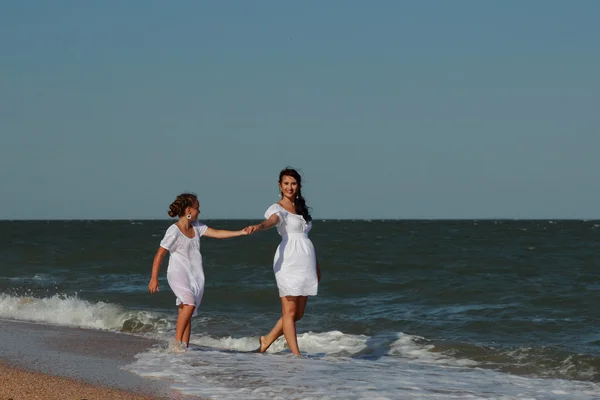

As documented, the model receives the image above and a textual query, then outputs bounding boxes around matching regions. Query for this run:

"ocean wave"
[0,293,172,333]
[184,330,451,362]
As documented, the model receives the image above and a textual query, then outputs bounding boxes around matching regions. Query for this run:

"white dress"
[160,221,208,317]
[265,204,318,297]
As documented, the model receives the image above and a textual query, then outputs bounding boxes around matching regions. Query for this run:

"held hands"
[148,278,159,294]
[243,224,261,235]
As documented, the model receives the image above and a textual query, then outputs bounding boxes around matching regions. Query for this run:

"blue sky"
[1,1,599,219]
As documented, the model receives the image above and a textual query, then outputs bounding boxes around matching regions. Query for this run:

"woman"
[246,168,321,356]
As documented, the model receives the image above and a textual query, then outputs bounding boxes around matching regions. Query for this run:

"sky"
[1,1,599,220]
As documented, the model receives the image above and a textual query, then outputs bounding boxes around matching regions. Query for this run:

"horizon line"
[1,218,599,222]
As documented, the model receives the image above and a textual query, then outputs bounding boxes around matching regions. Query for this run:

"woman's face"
[279,175,298,200]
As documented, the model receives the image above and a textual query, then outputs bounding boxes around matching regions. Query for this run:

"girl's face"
[186,200,201,220]
[279,175,298,200]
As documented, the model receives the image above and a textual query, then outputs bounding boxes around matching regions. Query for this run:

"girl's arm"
[148,247,168,294]
[203,227,247,239]
[245,214,279,234]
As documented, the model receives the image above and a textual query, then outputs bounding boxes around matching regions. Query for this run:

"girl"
[245,168,321,356]
[148,193,247,351]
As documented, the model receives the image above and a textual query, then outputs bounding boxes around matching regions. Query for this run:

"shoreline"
[0,318,202,399]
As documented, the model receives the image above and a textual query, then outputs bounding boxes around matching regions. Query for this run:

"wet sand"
[0,318,201,399]
[0,363,163,400]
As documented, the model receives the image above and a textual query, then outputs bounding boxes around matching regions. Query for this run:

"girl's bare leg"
[260,296,308,354]
[175,304,195,345]
[182,319,192,347]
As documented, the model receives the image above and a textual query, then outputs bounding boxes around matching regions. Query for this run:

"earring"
[186,214,191,220]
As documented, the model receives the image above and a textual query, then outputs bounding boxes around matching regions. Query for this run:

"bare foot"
[259,336,269,353]
[168,339,187,353]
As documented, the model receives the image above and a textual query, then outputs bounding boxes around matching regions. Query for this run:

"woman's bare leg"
[295,296,308,321]
[281,296,301,356]
[259,317,282,352]
[260,296,308,354]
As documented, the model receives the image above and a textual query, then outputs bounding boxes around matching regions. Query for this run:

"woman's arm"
[203,227,247,239]
[148,247,168,294]
[245,214,280,234]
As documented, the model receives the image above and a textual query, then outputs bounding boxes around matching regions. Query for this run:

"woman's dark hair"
[168,193,198,218]
[279,167,312,222]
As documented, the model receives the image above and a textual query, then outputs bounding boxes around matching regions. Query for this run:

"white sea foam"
[125,337,600,400]
[0,293,172,333]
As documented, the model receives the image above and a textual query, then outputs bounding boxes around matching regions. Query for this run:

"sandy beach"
[0,318,201,400]
[0,363,161,400]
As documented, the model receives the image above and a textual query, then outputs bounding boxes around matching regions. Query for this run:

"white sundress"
[264,204,318,297]
[160,221,208,317]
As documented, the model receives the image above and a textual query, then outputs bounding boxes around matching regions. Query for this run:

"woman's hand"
[148,278,160,294]
[244,224,261,235]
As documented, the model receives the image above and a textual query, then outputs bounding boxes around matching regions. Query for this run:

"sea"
[1,219,599,399]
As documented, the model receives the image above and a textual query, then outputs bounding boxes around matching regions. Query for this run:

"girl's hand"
[244,225,260,235]
[239,229,248,236]
[148,278,160,294]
